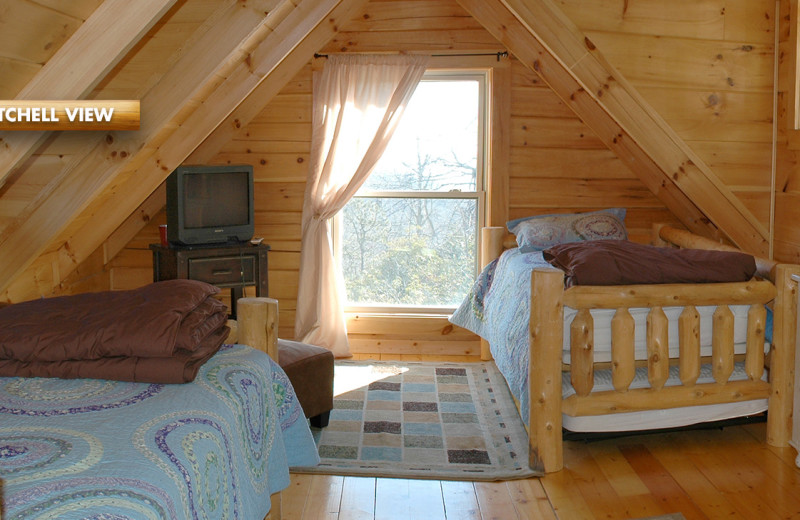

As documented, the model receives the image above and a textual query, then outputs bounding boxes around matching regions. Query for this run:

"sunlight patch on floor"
[333,364,409,397]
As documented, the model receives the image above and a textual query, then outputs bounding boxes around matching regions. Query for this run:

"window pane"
[361,80,479,192]
[342,197,477,307]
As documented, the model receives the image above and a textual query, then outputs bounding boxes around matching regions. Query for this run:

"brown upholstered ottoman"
[277,339,334,428]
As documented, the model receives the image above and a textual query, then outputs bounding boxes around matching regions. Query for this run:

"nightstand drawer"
[187,255,256,286]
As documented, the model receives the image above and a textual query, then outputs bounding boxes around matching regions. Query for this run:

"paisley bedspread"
[450,248,551,426]
[0,344,320,520]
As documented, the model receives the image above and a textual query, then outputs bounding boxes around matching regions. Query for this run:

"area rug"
[291,360,540,481]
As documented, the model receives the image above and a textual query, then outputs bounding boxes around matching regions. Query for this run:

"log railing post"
[678,305,700,386]
[611,307,635,392]
[745,304,766,381]
[570,309,594,396]
[646,307,669,390]
[712,305,735,384]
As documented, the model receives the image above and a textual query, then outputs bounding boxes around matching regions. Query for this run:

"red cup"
[159,224,168,247]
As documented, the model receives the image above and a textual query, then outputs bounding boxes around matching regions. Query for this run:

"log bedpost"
[529,267,564,473]
[237,297,279,361]
[237,297,282,520]
[767,265,800,446]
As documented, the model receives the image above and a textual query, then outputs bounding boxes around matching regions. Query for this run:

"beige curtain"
[294,54,429,357]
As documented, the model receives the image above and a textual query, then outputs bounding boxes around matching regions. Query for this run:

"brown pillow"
[543,240,757,287]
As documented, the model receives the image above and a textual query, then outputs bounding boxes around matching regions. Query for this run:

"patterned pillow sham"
[506,208,627,252]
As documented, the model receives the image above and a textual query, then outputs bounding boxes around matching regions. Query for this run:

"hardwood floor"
[283,422,800,519]
[282,353,800,519]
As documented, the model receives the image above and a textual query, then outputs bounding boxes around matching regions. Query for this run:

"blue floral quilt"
[450,248,552,426]
[1,344,320,519]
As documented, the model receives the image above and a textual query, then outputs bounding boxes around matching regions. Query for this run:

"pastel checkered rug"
[291,360,540,481]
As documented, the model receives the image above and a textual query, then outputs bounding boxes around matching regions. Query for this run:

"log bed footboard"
[480,225,800,474]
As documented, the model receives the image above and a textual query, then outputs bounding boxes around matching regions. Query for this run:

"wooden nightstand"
[150,242,269,319]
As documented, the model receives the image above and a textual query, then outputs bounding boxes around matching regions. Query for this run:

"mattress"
[561,304,762,364]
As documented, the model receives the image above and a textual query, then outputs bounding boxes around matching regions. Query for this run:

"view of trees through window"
[339,76,484,309]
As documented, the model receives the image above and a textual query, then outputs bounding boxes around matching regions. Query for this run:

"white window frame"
[334,68,489,315]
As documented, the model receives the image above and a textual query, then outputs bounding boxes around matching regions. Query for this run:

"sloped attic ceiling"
[0,0,769,301]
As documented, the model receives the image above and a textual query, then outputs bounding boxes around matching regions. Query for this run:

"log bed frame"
[479,224,800,474]
[232,297,283,520]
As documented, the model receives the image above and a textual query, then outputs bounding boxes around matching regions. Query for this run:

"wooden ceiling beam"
[0,0,178,189]
[0,0,288,296]
[1,0,370,299]
[457,0,769,256]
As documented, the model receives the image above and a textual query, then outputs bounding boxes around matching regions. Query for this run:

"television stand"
[149,242,269,319]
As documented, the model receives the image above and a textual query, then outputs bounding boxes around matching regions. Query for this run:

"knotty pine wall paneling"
[72,0,780,354]
[556,0,777,235]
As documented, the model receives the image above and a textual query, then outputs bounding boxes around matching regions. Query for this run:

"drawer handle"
[212,269,233,276]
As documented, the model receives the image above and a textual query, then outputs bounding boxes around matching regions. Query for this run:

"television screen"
[183,171,250,229]
[166,164,255,246]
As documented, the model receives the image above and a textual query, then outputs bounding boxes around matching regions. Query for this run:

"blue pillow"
[507,208,627,252]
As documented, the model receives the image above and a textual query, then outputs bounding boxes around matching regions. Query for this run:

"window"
[337,71,487,312]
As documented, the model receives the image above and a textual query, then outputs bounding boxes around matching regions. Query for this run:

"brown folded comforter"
[0,326,229,383]
[0,280,230,383]
[543,239,757,287]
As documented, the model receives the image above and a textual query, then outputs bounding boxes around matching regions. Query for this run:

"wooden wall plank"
[512,86,575,118]
[0,57,40,98]
[0,1,83,65]
[28,0,105,20]
[722,0,776,43]
[691,141,773,187]
[638,88,773,144]
[510,148,634,179]
[512,117,607,149]
[556,0,726,40]
[234,122,313,146]
[585,31,774,93]
[509,178,663,209]
[342,0,481,32]
[321,29,500,53]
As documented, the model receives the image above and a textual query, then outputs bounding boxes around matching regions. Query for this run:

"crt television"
[166,164,255,246]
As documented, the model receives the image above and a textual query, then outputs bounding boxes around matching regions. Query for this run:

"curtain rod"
[313,51,509,61]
